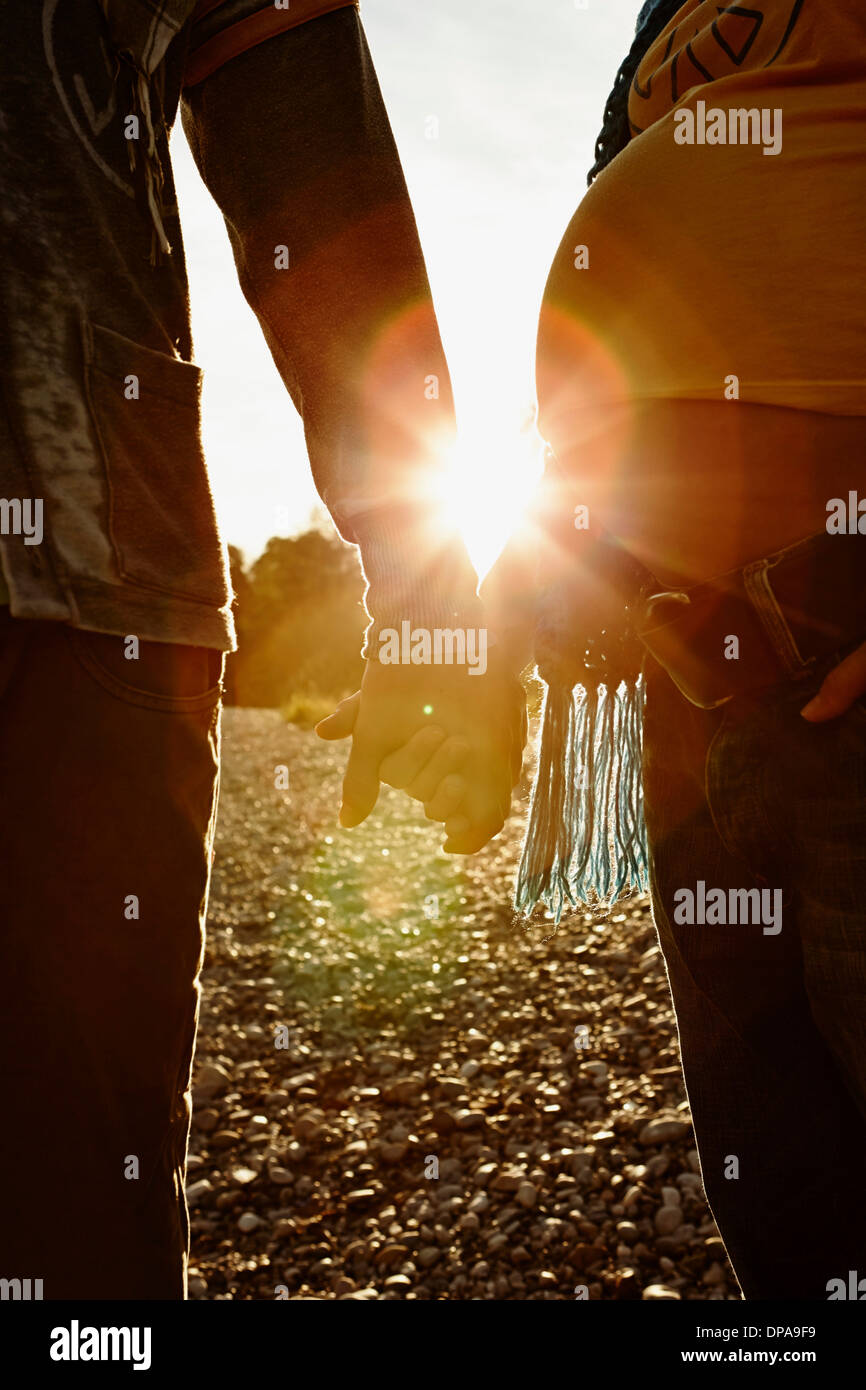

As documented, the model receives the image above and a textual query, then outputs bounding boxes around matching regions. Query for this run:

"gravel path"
[187,707,738,1300]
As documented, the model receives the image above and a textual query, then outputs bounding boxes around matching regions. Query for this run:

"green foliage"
[225,531,365,708]
[280,689,344,729]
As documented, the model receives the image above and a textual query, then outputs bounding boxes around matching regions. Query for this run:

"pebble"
[639,1117,692,1145]
[654,1207,683,1236]
[380,1142,409,1164]
[186,1179,213,1207]
[193,1063,231,1100]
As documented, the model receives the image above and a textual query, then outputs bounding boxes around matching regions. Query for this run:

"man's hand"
[801,640,866,722]
[316,654,526,851]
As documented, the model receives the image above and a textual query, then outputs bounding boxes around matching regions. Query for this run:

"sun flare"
[434,412,546,581]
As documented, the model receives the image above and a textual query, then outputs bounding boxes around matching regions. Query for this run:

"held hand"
[316,654,526,849]
[383,654,527,854]
[800,640,866,722]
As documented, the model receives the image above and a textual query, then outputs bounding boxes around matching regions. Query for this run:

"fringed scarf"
[516,526,652,924]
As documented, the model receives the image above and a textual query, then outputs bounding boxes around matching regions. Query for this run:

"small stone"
[380,1141,409,1164]
[418,1247,440,1268]
[382,1078,424,1105]
[345,1188,377,1206]
[642,1284,681,1300]
[431,1108,456,1135]
[193,1063,231,1100]
[454,1109,486,1131]
[286,1072,316,1092]
[210,1130,241,1150]
[374,1244,409,1268]
[639,1117,691,1146]
[231,1166,258,1186]
[237,1211,261,1233]
[185,1178,213,1207]
[294,1115,323,1142]
[491,1171,523,1193]
[516,1181,538,1209]
[268,1166,293,1185]
[654,1207,683,1236]
[384,1274,412,1289]
[436,1078,466,1101]
[646,1154,671,1178]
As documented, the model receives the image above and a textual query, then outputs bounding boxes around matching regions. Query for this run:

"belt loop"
[742,557,812,677]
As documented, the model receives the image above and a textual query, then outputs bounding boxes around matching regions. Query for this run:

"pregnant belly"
[545,398,866,587]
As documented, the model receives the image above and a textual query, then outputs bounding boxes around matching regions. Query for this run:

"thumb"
[340,742,381,827]
[315,690,361,740]
[801,642,866,722]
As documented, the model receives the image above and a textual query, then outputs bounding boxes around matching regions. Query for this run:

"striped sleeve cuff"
[351,508,483,661]
[184,0,360,88]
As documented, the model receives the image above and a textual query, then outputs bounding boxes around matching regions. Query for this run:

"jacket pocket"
[84,320,229,605]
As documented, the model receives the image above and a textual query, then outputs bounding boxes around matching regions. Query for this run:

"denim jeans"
[0,613,222,1299]
[643,633,866,1299]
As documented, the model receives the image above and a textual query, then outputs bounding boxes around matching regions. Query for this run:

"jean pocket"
[67,626,224,712]
[83,320,229,606]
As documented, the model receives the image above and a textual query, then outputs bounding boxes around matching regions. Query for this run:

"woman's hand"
[316,653,527,851]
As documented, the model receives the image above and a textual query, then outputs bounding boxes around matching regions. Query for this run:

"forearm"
[181,6,479,637]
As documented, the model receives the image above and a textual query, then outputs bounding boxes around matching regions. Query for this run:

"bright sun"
[435,411,546,581]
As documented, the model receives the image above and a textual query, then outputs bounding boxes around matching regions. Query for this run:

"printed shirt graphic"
[541,0,866,417]
[628,1,807,135]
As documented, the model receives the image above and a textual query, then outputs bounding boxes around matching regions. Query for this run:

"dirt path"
[187,708,737,1300]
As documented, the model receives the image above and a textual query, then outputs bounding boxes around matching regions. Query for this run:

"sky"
[170,0,639,577]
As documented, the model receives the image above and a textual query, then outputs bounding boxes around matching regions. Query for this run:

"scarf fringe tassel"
[515,675,649,923]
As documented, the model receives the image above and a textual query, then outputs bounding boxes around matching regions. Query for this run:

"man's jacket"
[0,0,480,649]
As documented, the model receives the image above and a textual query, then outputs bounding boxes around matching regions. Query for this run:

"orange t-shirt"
[540,0,866,416]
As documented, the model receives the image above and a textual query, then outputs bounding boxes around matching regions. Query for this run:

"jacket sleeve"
[180,2,481,651]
